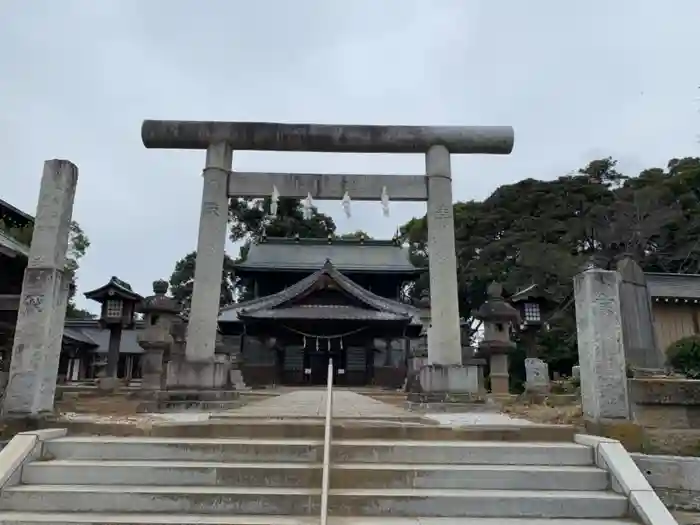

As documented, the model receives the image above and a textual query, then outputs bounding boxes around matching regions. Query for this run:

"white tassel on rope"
[303,192,314,220]
[341,191,352,218]
[380,186,390,217]
[270,185,280,216]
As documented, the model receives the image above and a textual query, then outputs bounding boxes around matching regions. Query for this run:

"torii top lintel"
[141,120,514,155]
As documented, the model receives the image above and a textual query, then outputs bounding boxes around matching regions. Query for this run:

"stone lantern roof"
[140,280,181,314]
[474,282,520,323]
[84,276,143,303]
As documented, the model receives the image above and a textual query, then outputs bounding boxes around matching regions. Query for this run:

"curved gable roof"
[219,260,420,323]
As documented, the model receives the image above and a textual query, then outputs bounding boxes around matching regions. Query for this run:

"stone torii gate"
[141,120,514,391]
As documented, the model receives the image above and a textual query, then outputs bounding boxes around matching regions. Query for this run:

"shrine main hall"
[218,236,426,389]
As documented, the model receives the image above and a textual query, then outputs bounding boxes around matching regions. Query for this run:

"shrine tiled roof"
[0,229,29,258]
[646,272,700,301]
[219,260,421,324]
[234,237,421,274]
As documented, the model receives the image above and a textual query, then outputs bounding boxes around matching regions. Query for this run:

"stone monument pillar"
[574,268,630,422]
[137,280,181,392]
[184,142,233,386]
[616,257,664,371]
[3,160,78,417]
[475,282,520,396]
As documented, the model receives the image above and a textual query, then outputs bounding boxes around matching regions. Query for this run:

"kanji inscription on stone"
[434,206,451,219]
[202,201,220,216]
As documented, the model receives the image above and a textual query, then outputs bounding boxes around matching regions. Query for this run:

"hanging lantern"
[270,185,280,216]
[303,192,314,220]
[341,191,352,218]
[380,186,390,217]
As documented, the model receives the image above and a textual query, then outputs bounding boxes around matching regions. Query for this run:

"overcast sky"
[1,0,699,313]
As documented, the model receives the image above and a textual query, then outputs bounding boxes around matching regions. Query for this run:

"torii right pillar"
[419,144,490,398]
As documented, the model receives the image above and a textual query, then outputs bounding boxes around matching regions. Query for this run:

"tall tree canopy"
[228,196,336,242]
[401,157,700,374]
[169,251,237,310]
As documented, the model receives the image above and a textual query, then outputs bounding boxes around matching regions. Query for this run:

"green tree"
[336,230,373,240]
[65,221,95,319]
[169,251,237,310]
[228,197,336,243]
[400,156,700,375]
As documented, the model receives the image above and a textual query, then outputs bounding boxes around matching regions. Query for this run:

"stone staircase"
[0,430,638,524]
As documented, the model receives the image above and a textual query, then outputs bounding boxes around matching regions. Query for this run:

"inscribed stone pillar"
[185,142,232,363]
[425,145,462,365]
[616,257,664,370]
[574,269,630,422]
[3,160,78,417]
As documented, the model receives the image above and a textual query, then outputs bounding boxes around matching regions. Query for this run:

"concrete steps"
[0,434,633,523]
[0,485,628,517]
[53,418,577,441]
[0,509,635,524]
[42,436,594,465]
[23,460,608,491]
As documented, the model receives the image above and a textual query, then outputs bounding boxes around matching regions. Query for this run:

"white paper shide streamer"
[270,185,280,216]
[380,186,390,217]
[341,191,352,218]
[303,192,314,220]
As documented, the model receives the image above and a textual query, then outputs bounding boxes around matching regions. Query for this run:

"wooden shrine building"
[218,237,425,388]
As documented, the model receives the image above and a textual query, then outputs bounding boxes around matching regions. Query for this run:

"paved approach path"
[219,389,417,419]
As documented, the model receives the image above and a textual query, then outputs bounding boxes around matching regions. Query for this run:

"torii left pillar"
[3,160,78,417]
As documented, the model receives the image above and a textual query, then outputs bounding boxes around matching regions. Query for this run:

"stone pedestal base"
[229,368,248,390]
[133,388,241,412]
[489,354,510,395]
[418,362,484,395]
[95,377,121,392]
[140,347,166,391]
[166,355,231,389]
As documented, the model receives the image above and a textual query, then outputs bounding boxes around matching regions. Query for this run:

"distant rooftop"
[0,197,33,229]
[0,229,29,259]
[234,237,422,274]
[0,198,32,259]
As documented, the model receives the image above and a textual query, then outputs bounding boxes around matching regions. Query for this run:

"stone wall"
[633,453,700,512]
[630,378,700,430]
[628,378,700,456]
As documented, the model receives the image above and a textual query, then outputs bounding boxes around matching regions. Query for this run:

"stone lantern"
[137,280,181,391]
[474,282,520,396]
[84,276,142,383]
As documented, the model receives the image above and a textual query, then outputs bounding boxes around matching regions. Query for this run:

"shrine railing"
[320,358,333,525]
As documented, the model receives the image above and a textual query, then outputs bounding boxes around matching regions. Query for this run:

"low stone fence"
[627,378,700,456]
[633,453,700,512]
